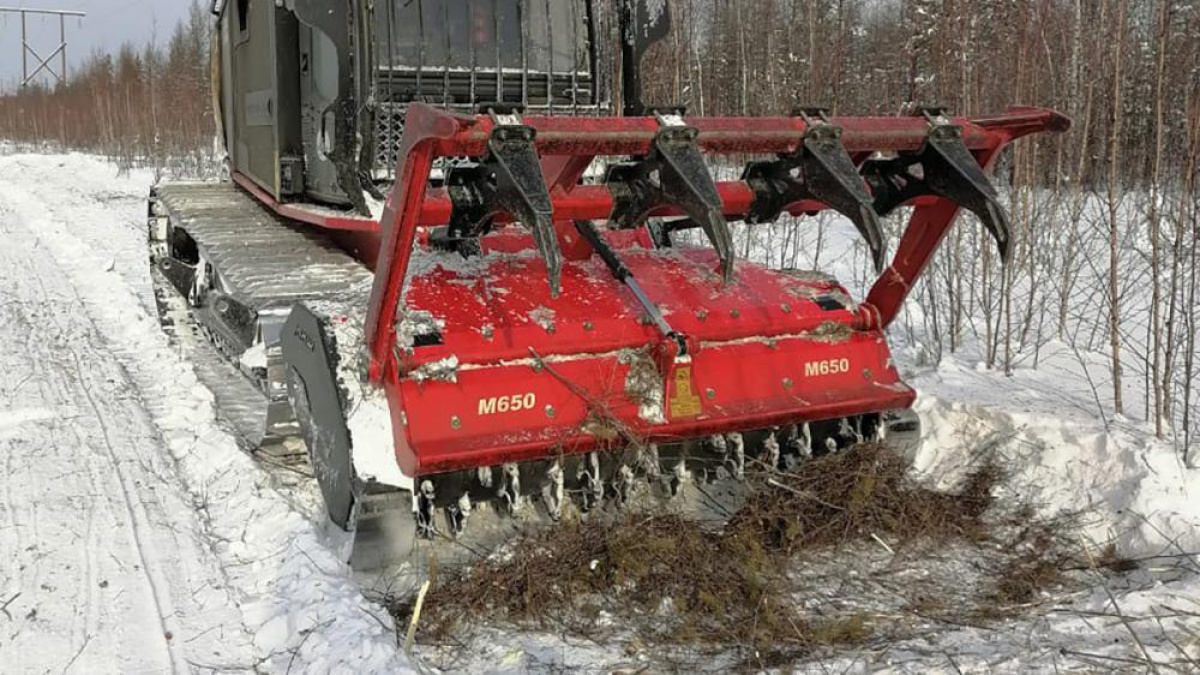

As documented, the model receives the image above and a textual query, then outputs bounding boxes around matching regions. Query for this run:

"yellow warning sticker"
[667,365,702,420]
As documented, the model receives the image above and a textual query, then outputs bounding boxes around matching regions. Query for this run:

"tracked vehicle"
[148,0,1070,567]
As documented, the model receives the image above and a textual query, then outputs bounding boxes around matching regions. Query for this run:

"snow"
[0,153,414,675]
[0,150,1196,674]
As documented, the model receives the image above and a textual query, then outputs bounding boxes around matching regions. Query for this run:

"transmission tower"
[0,6,86,88]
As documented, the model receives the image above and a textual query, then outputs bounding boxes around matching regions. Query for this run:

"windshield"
[377,0,590,74]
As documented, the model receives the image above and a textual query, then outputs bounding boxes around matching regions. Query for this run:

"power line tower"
[0,6,86,88]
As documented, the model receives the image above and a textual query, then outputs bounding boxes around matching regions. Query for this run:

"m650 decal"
[478,393,537,416]
[804,358,851,377]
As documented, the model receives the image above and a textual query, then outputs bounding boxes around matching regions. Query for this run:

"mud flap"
[280,304,357,529]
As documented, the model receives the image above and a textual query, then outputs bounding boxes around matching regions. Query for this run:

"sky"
[0,0,193,92]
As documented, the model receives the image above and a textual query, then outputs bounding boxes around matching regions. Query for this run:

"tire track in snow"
[0,170,258,674]
[0,154,414,674]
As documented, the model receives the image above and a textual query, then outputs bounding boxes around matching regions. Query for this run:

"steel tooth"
[838,417,856,442]
[726,432,745,480]
[863,120,1012,263]
[417,480,437,538]
[709,434,728,454]
[654,126,734,283]
[639,443,661,477]
[529,212,563,298]
[741,121,886,272]
[447,492,471,539]
[800,125,887,273]
[578,452,603,512]
[607,122,735,283]
[500,463,522,514]
[701,208,736,282]
[543,462,565,521]
[789,422,814,461]
[825,437,839,454]
[762,431,781,471]
[670,460,688,497]
[925,124,1012,262]
[489,126,562,296]
[857,204,887,273]
[615,465,636,504]
[477,466,493,489]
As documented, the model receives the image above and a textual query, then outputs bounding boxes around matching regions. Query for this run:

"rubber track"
[152,267,297,455]
[155,183,372,310]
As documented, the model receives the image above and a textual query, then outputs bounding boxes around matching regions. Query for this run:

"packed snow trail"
[0,154,411,674]
[0,171,257,671]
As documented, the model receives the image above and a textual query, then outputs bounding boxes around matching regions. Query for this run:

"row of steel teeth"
[414,417,879,540]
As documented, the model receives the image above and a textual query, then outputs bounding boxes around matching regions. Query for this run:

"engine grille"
[371,69,606,177]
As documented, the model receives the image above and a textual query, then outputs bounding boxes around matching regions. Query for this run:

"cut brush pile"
[392,444,1095,669]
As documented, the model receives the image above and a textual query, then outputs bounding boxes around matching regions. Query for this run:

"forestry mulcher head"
[280,104,1069,569]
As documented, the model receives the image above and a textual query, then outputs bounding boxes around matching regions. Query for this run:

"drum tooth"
[543,462,565,521]
[500,463,522,514]
[669,459,688,498]
[787,422,814,465]
[726,432,745,480]
[614,464,636,504]
[838,417,858,442]
[578,452,603,512]
[417,480,437,538]
[801,423,815,459]
[709,434,727,454]
[762,430,780,472]
[447,492,471,538]
[639,443,661,478]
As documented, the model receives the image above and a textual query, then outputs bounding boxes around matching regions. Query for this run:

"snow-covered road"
[0,163,256,673]
[0,154,409,674]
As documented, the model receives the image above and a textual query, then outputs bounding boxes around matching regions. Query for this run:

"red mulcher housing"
[152,0,1068,566]
[271,104,1068,561]
[363,105,1069,476]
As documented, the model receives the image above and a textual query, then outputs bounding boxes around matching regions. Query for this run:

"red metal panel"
[230,171,379,233]
[398,247,856,370]
[365,107,467,382]
[389,330,914,475]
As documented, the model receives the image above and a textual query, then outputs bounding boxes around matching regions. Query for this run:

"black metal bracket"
[606,113,735,282]
[742,108,887,272]
[862,109,1012,262]
[446,111,563,296]
[574,220,687,356]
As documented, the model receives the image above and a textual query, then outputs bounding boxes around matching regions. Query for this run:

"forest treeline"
[0,2,211,174]
[0,0,1195,187]
[0,0,1197,456]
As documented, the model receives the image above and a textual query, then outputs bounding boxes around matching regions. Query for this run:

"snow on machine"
[148,0,1069,567]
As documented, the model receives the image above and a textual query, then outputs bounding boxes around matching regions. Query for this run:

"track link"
[148,181,370,460]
